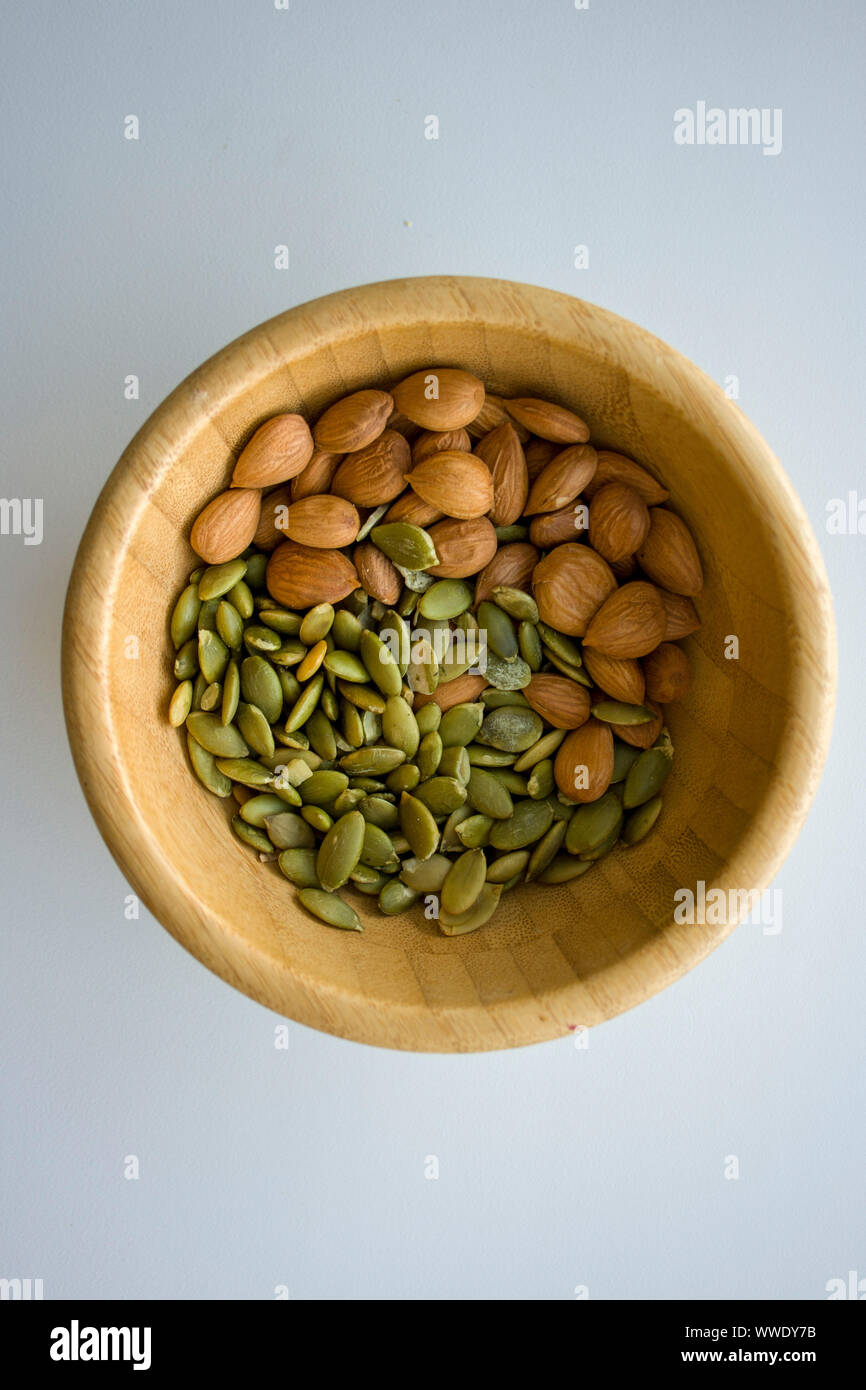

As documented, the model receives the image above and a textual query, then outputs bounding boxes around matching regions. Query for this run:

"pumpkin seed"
[623,732,673,808]
[306,708,337,761]
[258,606,302,635]
[356,502,389,542]
[269,638,306,667]
[527,759,554,799]
[240,793,291,827]
[478,707,544,752]
[360,628,404,697]
[486,850,530,882]
[622,795,663,845]
[299,603,335,644]
[379,880,421,915]
[337,680,386,713]
[323,649,368,682]
[380,610,411,673]
[303,805,333,833]
[277,848,320,887]
[493,524,528,542]
[407,641,439,695]
[418,580,473,620]
[216,600,244,651]
[341,701,365,748]
[334,787,367,815]
[241,655,284,724]
[438,745,470,783]
[455,814,494,849]
[275,668,301,708]
[518,620,543,671]
[538,855,594,884]
[481,689,529,708]
[244,553,268,588]
[400,853,452,892]
[321,687,340,722]
[484,650,531,690]
[244,624,283,655]
[186,711,248,758]
[592,701,655,725]
[284,673,324,732]
[415,730,443,779]
[197,598,219,632]
[171,584,201,648]
[477,601,518,660]
[580,824,620,860]
[362,822,399,869]
[332,609,362,652]
[215,757,274,788]
[542,649,593,686]
[232,816,272,854]
[439,702,485,747]
[227,579,254,619]
[441,848,487,916]
[536,623,583,667]
[491,586,538,623]
[199,629,229,684]
[400,792,440,860]
[525,819,568,880]
[488,798,553,850]
[513,727,567,772]
[439,805,474,850]
[413,776,467,817]
[466,767,513,820]
[565,791,624,855]
[487,768,529,795]
[360,796,400,830]
[340,746,406,776]
[382,695,420,758]
[415,702,441,735]
[262,811,315,850]
[169,679,193,726]
[300,770,350,805]
[186,731,232,796]
[371,522,439,570]
[350,776,386,793]
[316,810,365,891]
[275,757,315,788]
[198,558,247,601]
[273,781,303,806]
[386,763,421,793]
[465,745,516,767]
[439,882,502,936]
[298,887,362,932]
[296,639,327,681]
[396,565,434,593]
[234,701,274,757]
[173,637,198,680]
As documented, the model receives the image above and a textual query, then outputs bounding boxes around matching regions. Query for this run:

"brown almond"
[528,501,588,549]
[554,721,614,803]
[385,408,421,441]
[473,423,528,526]
[466,392,529,442]
[427,517,498,578]
[391,368,485,430]
[330,429,410,507]
[266,541,358,608]
[523,675,591,730]
[524,439,558,480]
[406,450,494,519]
[190,488,262,564]
[283,495,360,548]
[291,449,343,501]
[231,414,314,489]
[414,672,489,711]
[608,700,663,749]
[313,389,393,453]
[382,491,444,526]
[583,450,669,505]
[253,485,293,551]
[474,542,539,604]
[505,397,590,444]
[581,648,646,705]
[583,581,666,658]
[532,544,616,636]
[588,482,650,562]
[411,428,471,465]
[354,540,403,605]
[637,508,703,596]
[659,590,701,640]
[610,553,638,581]
[643,643,691,702]
[525,444,598,514]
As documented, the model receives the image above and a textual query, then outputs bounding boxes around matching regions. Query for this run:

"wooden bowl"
[62,277,836,1051]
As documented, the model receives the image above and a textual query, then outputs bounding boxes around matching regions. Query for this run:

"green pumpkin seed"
[481,689,530,708]
[244,553,268,589]
[414,731,443,780]
[240,793,291,827]
[396,565,434,593]
[321,687,340,722]
[478,707,544,752]
[243,624,283,655]
[466,767,513,819]
[349,776,386,792]
[490,586,538,622]
[197,597,219,632]
[418,580,473,620]
[379,879,421,915]
[622,795,663,845]
[275,667,301,706]
[407,641,439,695]
[361,710,383,745]
[439,805,474,850]
[198,558,247,601]
[199,629,229,684]
[359,628,404,697]
[336,680,386,713]
[487,768,529,795]
[187,711,248,758]
[273,781,303,806]
[623,732,673,809]
[381,695,420,758]
[258,606,302,635]
[306,708,337,761]
[439,882,502,936]
[527,759,554,799]
[215,757,274,789]
[316,810,365,891]
[579,824,620,861]
[241,656,284,724]
[362,822,399,869]
[536,623,583,667]
[518,620,543,671]
[542,650,593,686]
[546,794,575,822]
[340,747,406,776]
[331,609,361,652]
[399,792,440,860]
[592,701,656,725]
[371,522,439,570]
[439,702,485,747]
[298,887,362,932]
[173,638,198,680]
[284,672,324,732]
[415,703,441,735]
[360,796,400,830]
[227,579,254,619]
[199,681,221,712]
[333,787,367,815]
[216,600,244,651]
[299,603,335,645]
[477,601,518,660]
[513,728,567,772]
[400,853,452,892]
[341,701,365,748]
[186,731,233,796]
[386,763,421,793]
[488,798,553,850]
[274,757,315,788]
[236,702,275,758]
[486,850,530,883]
[379,610,411,674]
[465,744,516,767]
[484,650,531,691]
[190,672,207,711]
[300,770,350,805]
[171,584,202,648]
[323,649,368,682]
[455,814,494,849]
[268,638,306,668]
[232,816,272,854]
[525,820,568,880]
[276,848,320,887]
[303,805,333,833]
[437,745,470,783]
[565,791,624,855]
[441,849,487,916]
[169,679,193,726]
[413,776,467,816]
[538,855,594,884]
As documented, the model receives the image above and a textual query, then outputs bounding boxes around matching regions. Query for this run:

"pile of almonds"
[174,367,702,935]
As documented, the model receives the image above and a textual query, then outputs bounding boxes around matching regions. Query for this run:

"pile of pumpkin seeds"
[169,547,673,935]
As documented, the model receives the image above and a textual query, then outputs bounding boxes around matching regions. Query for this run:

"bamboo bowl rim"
[61,276,836,1051]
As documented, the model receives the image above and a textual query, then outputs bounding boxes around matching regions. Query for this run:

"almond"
[643,643,691,702]
[291,449,343,501]
[610,553,638,582]
[391,367,485,430]
[406,450,494,519]
[554,721,614,803]
[283,495,359,548]
[313,389,393,453]
[583,450,669,505]
[582,648,646,705]
[524,439,558,479]
[607,700,663,749]
[525,444,597,514]
[532,544,616,636]
[231,414,314,488]
[382,490,444,526]
[354,540,402,605]
[330,429,410,507]
[190,487,262,564]
[472,423,528,525]
[659,589,701,640]
[414,671,489,711]
[427,517,498,578]
[466,392,529,441]
[253,485,293,550]
[385,408,421,441]
[411,428,472,465]
[636,508,703,596]
[587,482,650,562]
[474,542,539,604]
[583,581,666,658]
[528,501,588,549]
[266,541,358,608]
[505,397,590,444]
[523,675,591,730]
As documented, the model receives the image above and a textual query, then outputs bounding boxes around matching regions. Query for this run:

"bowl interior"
[63,278,834,1050]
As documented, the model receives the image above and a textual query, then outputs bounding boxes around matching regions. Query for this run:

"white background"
[1,1,863,1299]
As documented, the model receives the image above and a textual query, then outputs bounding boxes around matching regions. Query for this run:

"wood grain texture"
[61,277,836,1051]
